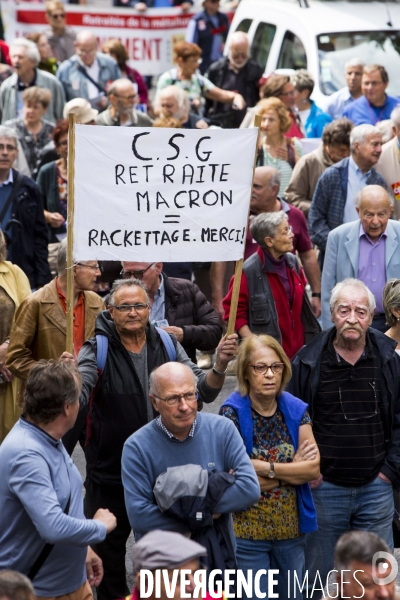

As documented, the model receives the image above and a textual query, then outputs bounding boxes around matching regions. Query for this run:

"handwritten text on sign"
[73,125,258,262]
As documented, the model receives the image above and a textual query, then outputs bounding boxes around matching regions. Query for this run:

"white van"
[227,0,400,106]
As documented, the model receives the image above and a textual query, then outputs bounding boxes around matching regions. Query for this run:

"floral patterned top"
[220,404,311,541]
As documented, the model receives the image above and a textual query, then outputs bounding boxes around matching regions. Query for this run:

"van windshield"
[318,31,400,96]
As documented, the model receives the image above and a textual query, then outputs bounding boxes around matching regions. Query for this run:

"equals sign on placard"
[163,215,180,224]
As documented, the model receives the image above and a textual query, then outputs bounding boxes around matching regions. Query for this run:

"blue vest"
[221,390,317,533]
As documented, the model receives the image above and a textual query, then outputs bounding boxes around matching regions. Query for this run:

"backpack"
[95,326,177,372]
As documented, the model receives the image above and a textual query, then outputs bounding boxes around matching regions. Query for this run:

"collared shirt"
[150,275,165,322]
[325,86,355,120]
[343,93,400,126]
[344,156,372,223]
[0,169,14,242]
[78,57,100,100]
[56,277,85,355]
[156,415,197,441]
[358,223,387,313]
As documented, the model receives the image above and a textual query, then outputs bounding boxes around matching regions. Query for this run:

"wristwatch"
[311,292,321,298]
[268,461,276,479]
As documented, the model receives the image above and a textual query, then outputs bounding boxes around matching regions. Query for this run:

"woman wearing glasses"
[220,334,319,600]
[36,119,69,276]
[223,211,320,360]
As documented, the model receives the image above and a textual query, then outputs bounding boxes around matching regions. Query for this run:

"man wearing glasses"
[72,278,238,600]
[44,0,76,63]
[119,261,222,363]
[6,240,104,454]
[288,278,400,600]
[122,362,260,561]
[95,79,153,128]
[57,30,121,109]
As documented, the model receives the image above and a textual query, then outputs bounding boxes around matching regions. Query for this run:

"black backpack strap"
[76,64,106,94]
[0,172,23,226]
[27,494,71,581]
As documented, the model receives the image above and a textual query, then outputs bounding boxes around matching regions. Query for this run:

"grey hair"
[268,169,281,189]
[291,69,314,95]
[108,78,135,97]
[156,86,190,115]
[390,106,400,128]
[334,531,390,573]
[57,238,67,276]
[376,119,394,144]
[329,278,376,313]
[250,211,288,249]
[10,38,40,65]
[345,57,365,70]
[0,570,35,600]
[149,363,198,397]
[350,124,380,152]
[108,278,149,306]
[383,279,400,327]
[0,126,18,145]
[0,228,7,262]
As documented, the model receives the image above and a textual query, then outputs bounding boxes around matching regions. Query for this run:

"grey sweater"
[0,418,106,596]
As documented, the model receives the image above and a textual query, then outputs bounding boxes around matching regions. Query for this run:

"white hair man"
[324,58,365,120]
[96,78,153,127]
[0,38,65,123]
[57,30,121,107]
[288,278,400,599]
[376,105,400,219]
[321,185,399,332]
[205,31,263,128]
[156,85,208,129]
[309,123,387,265]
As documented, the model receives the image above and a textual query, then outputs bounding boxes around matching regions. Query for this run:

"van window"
[277,31,307,70]
[251,22,276,68]
[318,31,400,96]
[235,19,252,34]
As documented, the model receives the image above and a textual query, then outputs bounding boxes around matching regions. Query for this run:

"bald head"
[108,78,137,114]
[229,31,250,69]
[251,167,281,213]
[356,185,393,241]
[75,30,97,66]
[149,362,197,397]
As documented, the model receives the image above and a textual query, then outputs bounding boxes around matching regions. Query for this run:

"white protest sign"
[73,125,258,262]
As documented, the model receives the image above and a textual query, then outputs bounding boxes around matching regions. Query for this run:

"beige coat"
[0,261,31,442]
[284,143,334,217]
[6,279,104,382]
[376,137,400,220]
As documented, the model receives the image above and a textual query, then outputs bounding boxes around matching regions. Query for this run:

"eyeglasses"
[339,382,378,421]
[74,262,102,272]
[120,264,155,280]
[280,91,296,97]
[76,48,96,56]
[247,363,285,375]
[111,303,149,313]
[114,94,136,102]
[0,144,17,152]
[57,140,68,147]
[152,391,199,407]
[49,12,65,19]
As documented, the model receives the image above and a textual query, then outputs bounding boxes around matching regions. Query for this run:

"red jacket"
[223,247,306,358]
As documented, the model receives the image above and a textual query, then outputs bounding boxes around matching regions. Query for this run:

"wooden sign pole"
[66,114,76,354]
[227,115,262,336]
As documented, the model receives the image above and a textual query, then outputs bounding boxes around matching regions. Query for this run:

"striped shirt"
[313,332,385,486]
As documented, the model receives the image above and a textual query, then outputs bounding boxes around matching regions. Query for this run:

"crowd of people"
[1,2,400,600]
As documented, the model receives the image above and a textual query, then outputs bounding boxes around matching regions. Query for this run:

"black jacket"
[164,274,222,362]
[287,327,400,488]
[205,56,264,123]
[85,312,177,486]
[6,169,51,288]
